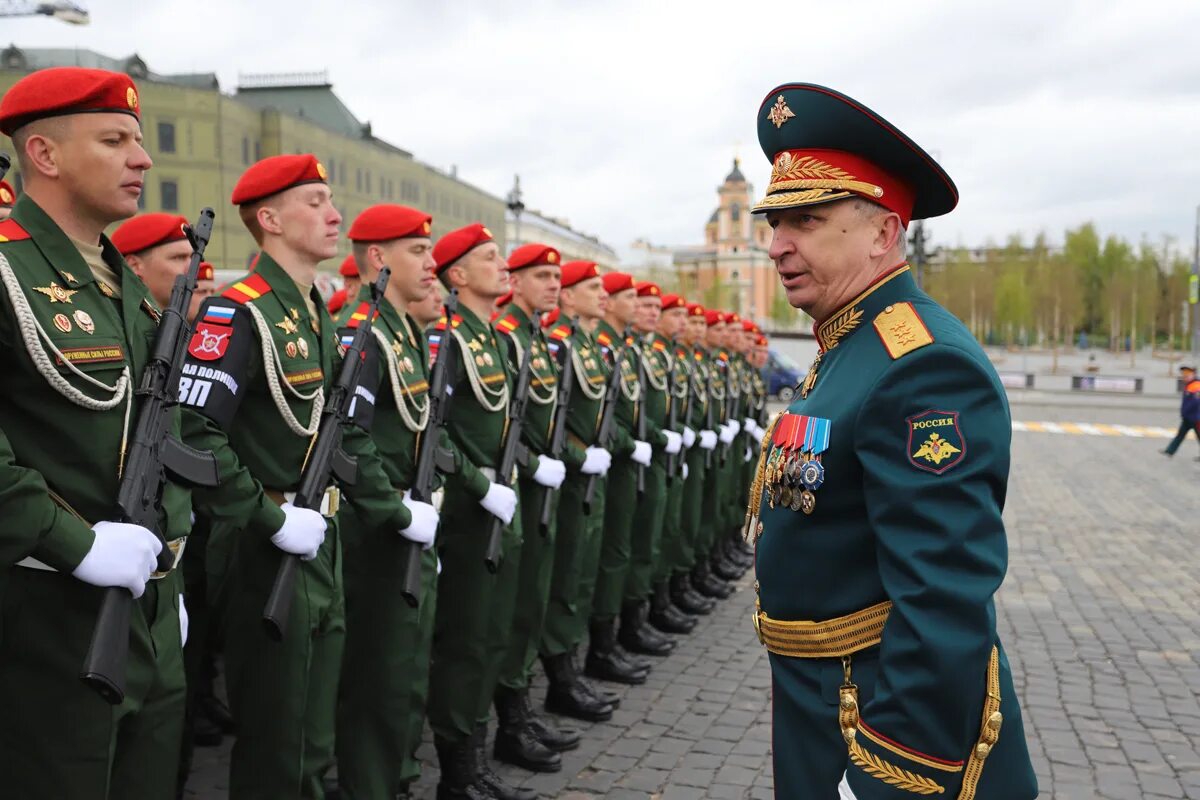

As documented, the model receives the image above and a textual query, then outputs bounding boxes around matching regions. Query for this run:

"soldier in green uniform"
[711,311,750,582]
[491,243,583,773]
[425,223,529,800]
[538,260,621,721]
[330,204,445,800]
[179,154,398,799]
[693,311,736,600]
[746,82,1037,799]
[0,66,189,800]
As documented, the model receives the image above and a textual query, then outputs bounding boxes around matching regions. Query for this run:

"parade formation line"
[1011,421,1176,438]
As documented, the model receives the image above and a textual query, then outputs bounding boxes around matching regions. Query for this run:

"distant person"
[112,212,216,323]
[409,279,444,328]
[327,253,360,317]
[1162,365,1200,460]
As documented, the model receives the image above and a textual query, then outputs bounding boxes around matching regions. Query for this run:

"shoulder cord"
[372,326,430,433]
[450,327,509,413]
[670,353,689,400]
[618,344,643,402]
[244,302,323,437]
[570,338,606,401]
[641,346,669,392]
[512,331,557,407]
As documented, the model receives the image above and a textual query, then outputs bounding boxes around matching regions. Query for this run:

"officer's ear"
[255,204,284,239]
[446,262,469,290]
[870,211,905,260]
[124,252,147,278]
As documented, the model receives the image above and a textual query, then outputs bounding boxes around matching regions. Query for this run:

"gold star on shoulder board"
[275,316,299,335]
[34,282,79,304]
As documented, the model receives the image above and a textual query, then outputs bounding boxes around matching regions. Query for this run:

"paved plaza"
[186,395,1200,799]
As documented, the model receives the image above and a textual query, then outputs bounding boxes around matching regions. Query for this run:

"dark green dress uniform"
[181,254,394,799]
[0,198,189,799]
[747,82,1037,800]
[699,345,730,562]
[655,338,692,585]
[334,290,444,798]
[678,342,712,577]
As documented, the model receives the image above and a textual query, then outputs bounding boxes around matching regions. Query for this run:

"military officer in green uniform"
[180,154,397,799]
[425,223,530,800]
[538,260,621,721]
[746,82,1037,800]
[0,66,188,800]
[330,203,446,800]
[490,243,586,774]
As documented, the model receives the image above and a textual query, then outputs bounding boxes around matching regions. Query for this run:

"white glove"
[72,521,162,598]
[718,423,736,445]
[727,419,742,436]
[399,490,439,549]
[630,440,652,466]
[699,430,718,450]
[749,420,764,440]
[581,446,612,475]
[838,773,859,800]
[681,426,696,449]
[179,593,189,646]
[662,430,683,455]
[271,502,327,561]
[681,462,690,480]
[744,444,754,463]
[744,417,756,434]
[480,482,518,524]
[532,456,567,489]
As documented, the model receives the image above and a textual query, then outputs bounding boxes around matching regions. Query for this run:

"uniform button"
[884,305,894,313]
[987,711,1003,732]
[975,743,992,760]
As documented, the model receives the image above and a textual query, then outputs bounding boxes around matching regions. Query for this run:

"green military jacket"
[640,332,674,456]
[0,197,189,571]
[707,346,731,428]
[751,264,1034,799]
[552,318,607,458]
[688,344,712,433]
[595,319,662,455]
[495,303,572,470]
[179,253,392,535]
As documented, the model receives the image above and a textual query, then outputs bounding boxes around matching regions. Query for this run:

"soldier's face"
[635,296,662,333]
[190,280,216,323]
[127,238,193,310]
[512,265,561,313]
[343,274,362,297]
[565,276,605,320]
[685,315,705,344]
[659,307,687,338]
[47,114,153,224]
[607,288,638,326]
[459,242,509,299]
[376,238,436,303]
[409,282,444,326]
[271,184,342,261]
[706,323,725,348]
[767,199,885,321]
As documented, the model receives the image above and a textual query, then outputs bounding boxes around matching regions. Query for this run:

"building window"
[366,172,372,194]
[356,168,362,192]
[160,180,179,211]
[254,140,261,161]
[730,202,741,222]
[241,136,249,165]
[158,121,176,154]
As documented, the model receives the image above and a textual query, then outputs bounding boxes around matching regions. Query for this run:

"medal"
[73,309,95,334]
[484,352,494,367]
[800,489,816,515]
[53,313,72,333]
[297,338,309,359]
[788,488,804,513]
[285,341,298,358]
[799,459,824,491]
[780,485,794,510]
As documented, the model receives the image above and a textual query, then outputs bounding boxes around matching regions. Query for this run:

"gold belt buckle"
[753,597,765,645]
[324,486,341,518]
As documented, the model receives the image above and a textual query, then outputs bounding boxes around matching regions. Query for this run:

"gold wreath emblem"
[849,740,945,795]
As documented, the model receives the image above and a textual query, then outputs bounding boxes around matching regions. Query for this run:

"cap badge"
[126,87,139,111]
[422,221,432,235]
[34,282,79,304]
[548,251,558,264]
[0,187,12,204]
[316,161,328,180]
[767,95,795,129]
[481,227,492,238]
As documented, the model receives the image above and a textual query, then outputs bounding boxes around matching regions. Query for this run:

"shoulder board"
[548,323,571,341]
[651,339,667,352]
[675,345,689,358]
[624,335,636,347]
[346,301,380,329]
[718,351,729,362]
[0,219,31,243]
[221,273,272,305]
[596,331,612,347]
[873,301,934,360]
[495,313,520,334]
[431,314,463,333]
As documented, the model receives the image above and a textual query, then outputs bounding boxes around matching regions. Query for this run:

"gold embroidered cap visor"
[752,83,958,225]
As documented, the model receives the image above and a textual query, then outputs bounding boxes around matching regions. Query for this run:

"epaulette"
[596,330,612,348]
[873,301,934,360]
[346,302,380,329]
[548,323,571,341]
[221,273,272,304]
[495,313,520,334]
[651,339,667,352]
[624,335,635,347]
[0,219,31,243]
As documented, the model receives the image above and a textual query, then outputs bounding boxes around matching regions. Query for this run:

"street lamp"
[505,174,524,256]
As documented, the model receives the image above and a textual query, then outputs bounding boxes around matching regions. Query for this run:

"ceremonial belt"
[479,465,519,484]
[264,487,341,518]
[754,600,892,658]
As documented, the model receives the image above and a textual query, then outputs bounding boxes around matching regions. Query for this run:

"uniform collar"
[255,251,317,318]
[12,194,128,292]
[813,263,913,352]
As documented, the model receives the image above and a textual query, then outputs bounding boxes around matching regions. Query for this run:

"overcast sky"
[7,0,1200,261]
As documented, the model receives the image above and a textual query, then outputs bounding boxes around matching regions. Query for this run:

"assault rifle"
[483,312,539,572]
[634,337,647,498]
[538,318,577,536]
[704,358,716,470]
[81,209,221,704]
[583,330,629,515]
[397,289,460,607]
[664,345,681,484]
[261,268,390,640]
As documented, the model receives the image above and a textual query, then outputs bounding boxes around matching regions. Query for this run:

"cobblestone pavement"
[186,400,1200,799]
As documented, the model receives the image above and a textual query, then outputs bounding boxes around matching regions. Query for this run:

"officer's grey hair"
[850,197,906,258]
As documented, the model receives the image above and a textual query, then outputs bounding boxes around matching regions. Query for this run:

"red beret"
[433,223,494,275]
[495,290,513,308]
[111,213,189,256]
[601,272,636,295]
[0,181,14,206]
[541,307,561,328]
[705,310,726,327]
[635,281,662,298]
[198,262,215,282]
[741,320,757,332]
[756,335,768,346]
[339,254,359,277]
[725,312,741,325]
[349,204,432,242]
[561,261,600,288]
[327,288,348,314]
[507,243,561,271]
[232,154,328,206]
[660,294,686,310]
[0,67,140,136]
[686,302,706,317]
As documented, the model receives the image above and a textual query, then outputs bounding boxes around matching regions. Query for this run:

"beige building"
[506,206,618,269]
[0,47,507,280]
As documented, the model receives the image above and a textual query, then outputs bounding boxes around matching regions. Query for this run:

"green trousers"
[623,459,667,603]
[210,519,345,800]
[497,475,559,692]
[591,456,638,621]
[655,456,687,583]
[427,479,521,744]
[0,566,186,799]
[699,449,729,556]
[337,508,439,798]
[540,471,606,656]
[677,448,709,573]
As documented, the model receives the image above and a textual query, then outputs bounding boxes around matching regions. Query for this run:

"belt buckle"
[324,486,341,518]
[151,537,187,580]
[431,488,445,512]
[753,597,765,645]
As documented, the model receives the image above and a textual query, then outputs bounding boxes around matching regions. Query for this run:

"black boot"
[612,642,652,675]
[619,601,675,656]
[542,652,614,722]
[711,546,745,581]
[586,618,649,685]
[475,724,538,800]
[435,736,491,800]
[671,572,715,615]
[516,690,580,752]
[494,688,562,773]
[692,560,733,599]
[570,647,622,708]
[649,581,697,634]
[725,531,755,567]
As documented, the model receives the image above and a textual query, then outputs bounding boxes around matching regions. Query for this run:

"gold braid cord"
[742,411,783,544]
[956,647,1003,800]
[819,306,864,349]
[849,739,946,796]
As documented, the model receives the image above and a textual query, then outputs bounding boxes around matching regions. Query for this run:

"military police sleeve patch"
[188,305,236,361]
[906,409,964,474]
